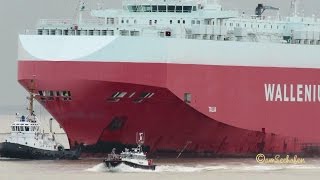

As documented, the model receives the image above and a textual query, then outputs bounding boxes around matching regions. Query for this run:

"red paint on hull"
[18,61,320,156]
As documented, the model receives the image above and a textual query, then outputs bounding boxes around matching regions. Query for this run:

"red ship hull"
[18,60,320,157]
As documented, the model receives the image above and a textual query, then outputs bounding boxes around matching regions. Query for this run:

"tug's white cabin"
[5,114,61,151]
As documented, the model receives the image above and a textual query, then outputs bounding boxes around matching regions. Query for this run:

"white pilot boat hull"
[103,159,156,170]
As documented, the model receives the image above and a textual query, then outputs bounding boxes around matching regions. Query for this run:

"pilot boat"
[0,79,81,160]
[103,132,156,170]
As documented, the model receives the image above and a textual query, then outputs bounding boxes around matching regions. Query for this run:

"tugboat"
[0,79,81,160]
[103,132,156,170]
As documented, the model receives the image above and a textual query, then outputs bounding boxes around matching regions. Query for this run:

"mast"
[78,0,86,25]
[28,75,35,116]
[291,0,299,17]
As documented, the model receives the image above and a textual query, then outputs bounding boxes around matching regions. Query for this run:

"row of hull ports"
[37,29,116,36]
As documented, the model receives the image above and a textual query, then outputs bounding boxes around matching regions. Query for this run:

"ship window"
[197,20,200,24]
[158,5,166,12]
[170,20,173,24]
[192,20,195,24]
[152,5,157,12]
[126,20,129,23]
[128,5,137,12]
[39,91,44,96]
[165,31,171,36]
[130,31,140,36]
[192,6,197,11]
[184,93,191,103]
[50,29,56,35]
[108,92,127,102]
[168,6,175,12]
[11,126,14,131]
[37,29,43,35]
[25,126,29,131]
[154,20,157,24]
[183,6,192,13]
[128,92,136,98]
[149,20,152,25]
[62,91,68,97]
[121,20,124,23]
[89,30,94,35]
[133,92,153,103]
[142,5,152,12]
[176,6,182,13]
[102,30,107,35]
[140,92,153,98]
[183,20,185,24]
[178,20,180,24]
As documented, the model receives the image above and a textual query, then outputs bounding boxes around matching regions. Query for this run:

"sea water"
[1,115,320,180]
[0,158,320,180]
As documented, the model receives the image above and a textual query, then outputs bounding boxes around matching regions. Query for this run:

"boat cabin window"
[176,6,182,13]
[142,5,152,12]
[128,5,137,12]
[183,6,192,13]
[128,5,193,13]
[25,126,30,131]
[158,5,166,12]
[152,5,157,12]
[11,126,15,131]
[192,6,197,11]
[168,6,175,12]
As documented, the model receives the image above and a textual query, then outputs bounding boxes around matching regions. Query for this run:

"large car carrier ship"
[18,0,320,157]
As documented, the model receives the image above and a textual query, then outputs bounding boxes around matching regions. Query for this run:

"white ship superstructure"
[31,0,320,45]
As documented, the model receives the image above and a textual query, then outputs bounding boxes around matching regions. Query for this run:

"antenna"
[78,0,86,25]
[49,118,53,133]
[290,0,299,17]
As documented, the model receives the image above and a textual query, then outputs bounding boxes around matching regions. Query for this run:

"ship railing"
[37,18,106,27]
[24,29,38,35]
[107,154,121,160]
[81,19,106,26]
[38,19,73,26]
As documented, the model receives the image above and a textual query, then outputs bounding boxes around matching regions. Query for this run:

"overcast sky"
[0,0,319,113]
